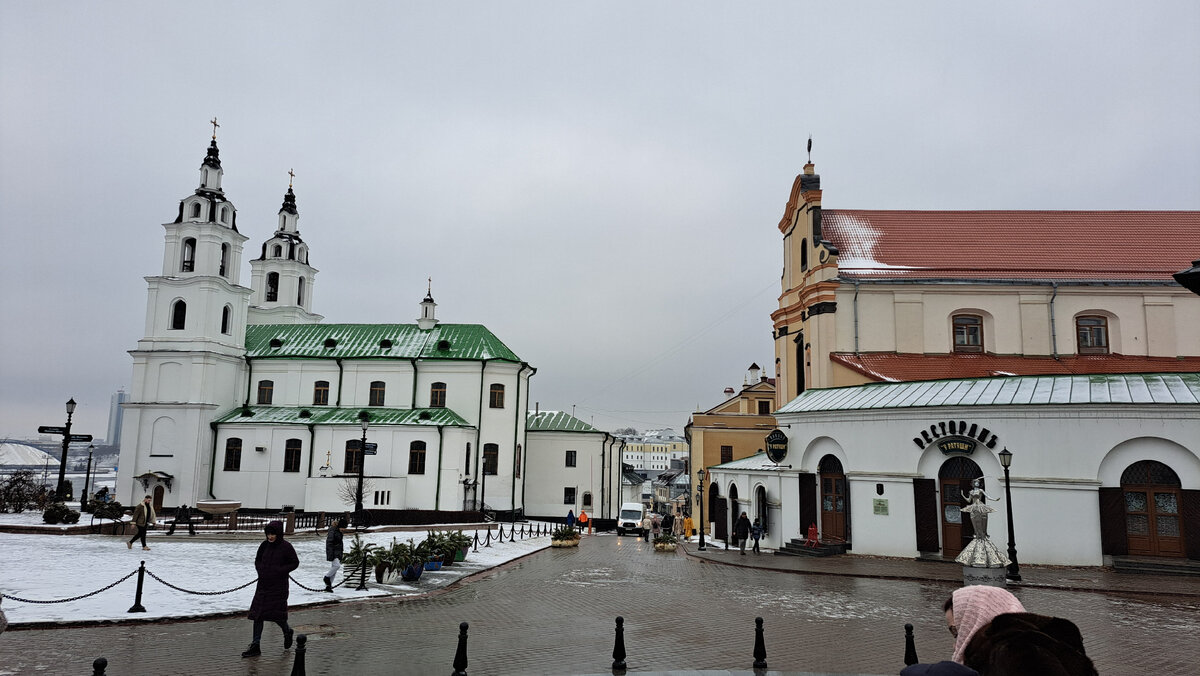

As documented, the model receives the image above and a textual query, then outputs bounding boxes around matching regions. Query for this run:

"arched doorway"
[729,483,741,539]
[1122,460,1184,557]
[152,485,165,512]
[939,456,983,559]
[709,483,728,543]
[819,455,847,542]
[755,484,768,533]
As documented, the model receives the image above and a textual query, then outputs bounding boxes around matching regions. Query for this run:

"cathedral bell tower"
[118,121,253,508]
[247,170,322,325]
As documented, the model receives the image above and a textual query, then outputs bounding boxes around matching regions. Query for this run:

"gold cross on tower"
[210,117,220,140]
[288,168,295,189]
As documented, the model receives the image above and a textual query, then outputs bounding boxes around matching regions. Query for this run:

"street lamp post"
[998,448,1021,582]
[56,399,77,500]
[696,468,707,552]
[81,444,95,512]
[356,411,370,592]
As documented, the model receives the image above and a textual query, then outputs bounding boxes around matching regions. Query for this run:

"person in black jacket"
[961,612,1097,676]
[733,512,752,555]
[241,521,298,658]
[323,516,348,592]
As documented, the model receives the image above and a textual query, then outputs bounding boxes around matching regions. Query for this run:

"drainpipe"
[305,423,316,478]
[408,358,419,409]
[207,421,219,499]
[853,280,861,355]
[511,362,529,518]
[600,434,607,520]
[243,356,254,406]
[334,358,344,406]
[474,360,489,505]
[434,425,444,510]
[1049,281,1059,359]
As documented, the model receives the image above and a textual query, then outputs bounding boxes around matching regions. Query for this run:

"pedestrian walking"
[241,520,298,658]
[661,512,675,536]
[578,509,590,534]
[733,511,752,555]
[126,495,156,551]
[566,509,576,531]
[651,513,662,540]
[641,514,652,541]
[323,516,347,592]
[167,504,196,536]
[944,585,1026,664]
[751,517,763,554]
[682,512,694,537]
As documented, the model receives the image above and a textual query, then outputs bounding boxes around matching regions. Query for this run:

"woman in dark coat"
[241,520,298,658]
[734,511,752,555]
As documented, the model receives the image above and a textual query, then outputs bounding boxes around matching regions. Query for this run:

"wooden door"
[821,474,846,540]
[1125,486,1184,557]
[939,457,982,560]
[152,485,165,512]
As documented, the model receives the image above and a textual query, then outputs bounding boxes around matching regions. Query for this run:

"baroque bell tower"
[247,170,322,325]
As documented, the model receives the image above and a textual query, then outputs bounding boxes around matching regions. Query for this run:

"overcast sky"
[2,2,1198,441]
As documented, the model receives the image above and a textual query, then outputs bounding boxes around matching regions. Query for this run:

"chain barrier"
[144,568,257,595]
[288,573,351,593]
[0,569,139,604]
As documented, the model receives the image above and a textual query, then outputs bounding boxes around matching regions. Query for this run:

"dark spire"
[279,186,298,215]
[202,139,222,170]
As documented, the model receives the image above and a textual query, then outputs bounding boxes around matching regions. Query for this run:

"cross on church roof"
[288,168,295,189]
[210,117,220,140]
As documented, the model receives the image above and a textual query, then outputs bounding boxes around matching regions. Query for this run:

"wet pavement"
[2,533,1199,675]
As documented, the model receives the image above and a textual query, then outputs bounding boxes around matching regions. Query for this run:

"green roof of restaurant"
[777,373,1200,413]
[213,406,470,427]
[244,323,522,362]
[526,410,600,433]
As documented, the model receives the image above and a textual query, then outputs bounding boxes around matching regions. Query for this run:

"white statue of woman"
[960,478,997,538]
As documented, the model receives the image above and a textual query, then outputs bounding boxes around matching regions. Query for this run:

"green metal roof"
[777,373,1200,413]
[213,406,471,427]
[526,410,599,433]
[245,323,522,362]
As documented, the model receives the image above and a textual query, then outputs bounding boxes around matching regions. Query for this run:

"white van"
[616,502,646,536]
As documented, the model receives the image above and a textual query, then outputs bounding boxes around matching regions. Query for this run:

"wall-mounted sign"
[873,499,889,515]
[935,436,977,456]
[912,419,1000,453]
[764,429,789,464]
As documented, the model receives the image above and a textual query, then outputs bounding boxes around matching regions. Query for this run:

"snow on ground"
[0,524,550,625]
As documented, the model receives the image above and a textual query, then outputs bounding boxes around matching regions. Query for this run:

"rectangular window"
[565,450,577,467]
[953,315,984,353]
[564,487,576,505]
[344,439,363,474]
[758,400,771,415]
[257,380,273,405]
[464,443,471,475]
[514,444,522,478]
[483,443,499,476]
[223,438,242,471]
[409,441,427,474]
[369,381,386,407]
[313,381,329,406]
[1077,316,1110,354]
[430,382,446,408]
[373,490,391,506]
[283,439,302,472]
[489,383,505,408]
[720,445,733,464]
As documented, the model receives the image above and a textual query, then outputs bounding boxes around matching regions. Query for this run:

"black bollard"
[128,561,147,613]
[904,623,918,666]
[611,616,627,673]
[290,634,307,676]
[92,657,108,675]
[452,621,469,676]
[752,616,767,670]
[473,531,480,553]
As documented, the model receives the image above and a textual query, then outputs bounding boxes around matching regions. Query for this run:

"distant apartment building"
[106,389,128,446]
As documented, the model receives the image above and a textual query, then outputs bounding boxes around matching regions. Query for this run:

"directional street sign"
[363,442,379,455]
[38,426,67,435]
[69,434,94,442]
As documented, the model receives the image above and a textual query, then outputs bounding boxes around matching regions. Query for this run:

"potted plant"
[550,525,581,547]
[447,530,472,562]
[418,532,446,570]
[342,534,379,583]
[394,539,425,582]
[653,532,678,552]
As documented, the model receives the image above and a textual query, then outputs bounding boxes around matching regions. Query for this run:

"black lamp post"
[696,468,707,552]
[998,448,1021,582]
[56,398,77,500]
[81,444,95,512]
[355,411,370,591]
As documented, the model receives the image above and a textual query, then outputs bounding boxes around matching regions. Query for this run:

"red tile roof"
[822,211,1200,281]
[831,352,1200,383]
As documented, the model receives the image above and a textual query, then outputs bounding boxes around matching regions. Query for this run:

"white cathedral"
[115,134,548,516]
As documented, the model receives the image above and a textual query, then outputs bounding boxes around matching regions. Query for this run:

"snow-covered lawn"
[0,525,550,625]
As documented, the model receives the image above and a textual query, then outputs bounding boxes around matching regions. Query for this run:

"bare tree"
[336,476,376,509]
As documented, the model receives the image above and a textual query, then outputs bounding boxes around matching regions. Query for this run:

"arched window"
[266,272,279,302]
[190,202,201,219]
[483,443,499,475]
[283,439,302,472]
[273,244,283,258]
[257,379,274,405]
[181,238,196,272]
[800,238,808,271]
[952,314,984,353]
[220,206,229,224]
[221,305,232,335]
[369,381,386,407]
[297,277,305,305]
[220,243,230,277]
[170,300,186,330]
[313,380,329,405]
[582,491,592,508]
[1076,315,1109,354]
[408,440,427,474]
[223,438,242,471]
[489,383,505,408]
[430,382,446,408]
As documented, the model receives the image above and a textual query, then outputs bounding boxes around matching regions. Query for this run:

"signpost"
[363,442,378,455]
[38,399,92,501]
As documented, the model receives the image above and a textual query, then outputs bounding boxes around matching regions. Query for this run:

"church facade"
[116,135,533,516]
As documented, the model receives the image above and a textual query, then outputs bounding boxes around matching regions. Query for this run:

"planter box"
[550,538,580,548]
[654,543,677,552]
[455,547,468,562]
[424,560,443,571]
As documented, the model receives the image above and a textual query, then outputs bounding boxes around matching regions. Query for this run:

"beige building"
[772,161,1200,407]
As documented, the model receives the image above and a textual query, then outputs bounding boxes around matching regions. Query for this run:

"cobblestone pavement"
[3,534,1199,675]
